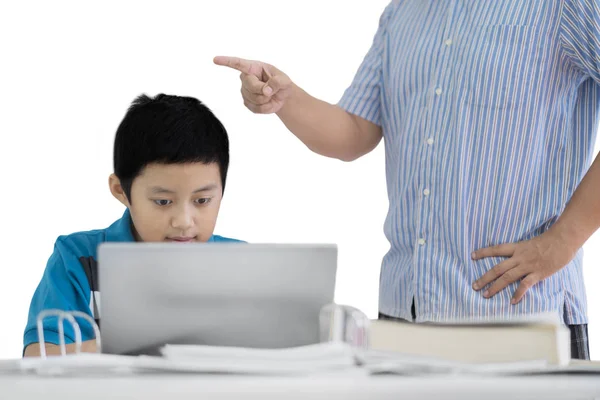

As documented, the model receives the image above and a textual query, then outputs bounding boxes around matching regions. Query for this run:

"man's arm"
[213,57,382,162]
[546,152,600,253]
[472,152,600,302]
[277,83,382,161]
[24,340,98,357]
[213,3,394,161]
[472,0,600,302]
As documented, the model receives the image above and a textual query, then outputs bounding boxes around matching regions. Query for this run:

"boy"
[23,93,242,357]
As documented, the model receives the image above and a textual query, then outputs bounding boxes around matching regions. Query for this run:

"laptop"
[97,243,337,355]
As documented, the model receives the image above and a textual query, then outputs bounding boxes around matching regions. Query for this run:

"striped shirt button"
[435,88,443,96]
[444,39,453,46]
[423,189,430,196]
[427,138,434,145]
[418,238,426,246]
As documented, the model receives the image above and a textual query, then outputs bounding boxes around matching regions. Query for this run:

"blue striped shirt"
[339,0,600,324]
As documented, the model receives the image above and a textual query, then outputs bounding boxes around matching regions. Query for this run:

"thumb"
[262,74,290,96]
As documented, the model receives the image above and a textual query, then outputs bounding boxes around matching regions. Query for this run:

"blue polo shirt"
[24,209,242,350]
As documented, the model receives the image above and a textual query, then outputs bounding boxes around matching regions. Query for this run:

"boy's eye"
[195,198,211,205]
[153,199,172,206]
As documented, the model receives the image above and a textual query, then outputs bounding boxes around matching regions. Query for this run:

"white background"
[0,1,597,360]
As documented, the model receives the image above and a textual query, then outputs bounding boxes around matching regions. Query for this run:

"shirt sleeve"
[337,1,397,126]
[559,0,600,83]
[23,238,95,351]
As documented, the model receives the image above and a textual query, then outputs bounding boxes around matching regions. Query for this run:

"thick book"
[367,314,571,366]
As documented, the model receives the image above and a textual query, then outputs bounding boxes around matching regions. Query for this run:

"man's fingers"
[473,258,518,291]
[214,56,252,74]
[216,56,288,113]
[240,73,267,94]
[472,243,516,260]
[241,87,271,106]
[240,72,290,100]
[240,72,271,105]
[216,56,290,98]
[511,274,539,304]
[214,56,261,77]
[484,265,527,298]
[263,74,291,96]
[244,99,276,114]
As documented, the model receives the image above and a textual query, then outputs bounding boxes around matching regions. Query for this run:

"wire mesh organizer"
[0,303,371,376]
[35,309,102,358]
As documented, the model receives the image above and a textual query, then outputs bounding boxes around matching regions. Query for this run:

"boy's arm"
[23,340,97,357]
[23,239,98,357]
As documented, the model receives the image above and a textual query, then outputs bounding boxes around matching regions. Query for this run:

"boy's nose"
[171,207,194,230]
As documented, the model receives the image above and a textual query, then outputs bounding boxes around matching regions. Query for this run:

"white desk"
[1,371,600,400]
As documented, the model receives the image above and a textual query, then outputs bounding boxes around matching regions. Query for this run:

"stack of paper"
[2,345,599,377]
[0,353,138,376]
[151,342,358,375]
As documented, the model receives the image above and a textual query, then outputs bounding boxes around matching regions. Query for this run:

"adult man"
[215,0,600,359]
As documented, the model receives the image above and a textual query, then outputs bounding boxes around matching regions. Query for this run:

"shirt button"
[444,39,453,46]
[427,138,434,145]
[418,238,426,246]
[423,189,430,196]
[435,88,443,96]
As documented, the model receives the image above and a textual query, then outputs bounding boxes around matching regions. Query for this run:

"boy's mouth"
[167,236,196,243]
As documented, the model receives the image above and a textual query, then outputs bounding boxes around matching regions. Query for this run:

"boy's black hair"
[113,93,229,200]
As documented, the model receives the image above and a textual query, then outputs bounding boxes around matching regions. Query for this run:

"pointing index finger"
[214,56,257,76]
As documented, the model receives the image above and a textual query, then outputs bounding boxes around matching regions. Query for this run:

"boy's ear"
[109,174,131,207]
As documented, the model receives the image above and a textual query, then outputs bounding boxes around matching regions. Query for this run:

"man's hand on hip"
[471,231,577,304]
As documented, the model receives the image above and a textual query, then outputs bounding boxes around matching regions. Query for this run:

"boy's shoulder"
[54,210,134,258]
[55,228,108,259]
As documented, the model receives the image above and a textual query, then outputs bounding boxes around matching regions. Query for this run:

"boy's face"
[109,162,223,242]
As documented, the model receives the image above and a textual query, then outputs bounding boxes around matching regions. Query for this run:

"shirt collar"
[105,208,136,242]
